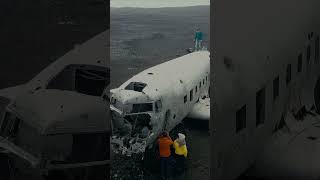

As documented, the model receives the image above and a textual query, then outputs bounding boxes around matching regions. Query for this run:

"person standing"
[194,28,203,51]
[173,133,188,175]
[157,131,174,180]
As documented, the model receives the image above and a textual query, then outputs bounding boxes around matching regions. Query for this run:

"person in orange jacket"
[157,131,173,180]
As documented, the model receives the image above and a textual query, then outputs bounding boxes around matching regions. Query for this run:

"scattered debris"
[111,136,147,157]
[111,153,151,180]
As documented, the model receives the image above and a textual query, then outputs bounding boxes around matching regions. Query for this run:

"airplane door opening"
[314,77,320,113]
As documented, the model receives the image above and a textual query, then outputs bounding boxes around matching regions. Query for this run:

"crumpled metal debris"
[111,135,147,157]
[111,135,152,180]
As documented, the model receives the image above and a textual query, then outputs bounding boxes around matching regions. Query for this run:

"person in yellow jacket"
[173,133,188,174]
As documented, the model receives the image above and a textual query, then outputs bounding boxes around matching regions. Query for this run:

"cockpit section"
[110,101,154,137]
[110,91,162,156]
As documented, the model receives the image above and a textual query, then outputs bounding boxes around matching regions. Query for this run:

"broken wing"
[187,97,210,120]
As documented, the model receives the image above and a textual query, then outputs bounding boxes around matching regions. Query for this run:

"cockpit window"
[125,82,147,92]
[131,103,153,113]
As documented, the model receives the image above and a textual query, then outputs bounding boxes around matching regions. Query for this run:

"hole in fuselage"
[125,82,147,92]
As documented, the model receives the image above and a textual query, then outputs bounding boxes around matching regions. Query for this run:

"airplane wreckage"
[0,31,110,179]
[110,50,210,158]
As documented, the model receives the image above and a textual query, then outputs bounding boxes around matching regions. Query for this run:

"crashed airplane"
[0,31,110,179]
[110,50,210,156]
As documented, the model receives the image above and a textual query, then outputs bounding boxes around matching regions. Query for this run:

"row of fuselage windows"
[236,34,320,133]
[184,75,208,103]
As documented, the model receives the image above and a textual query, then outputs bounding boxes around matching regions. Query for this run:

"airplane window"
[256,88,266,126]
[315,36,319,64]
[131,103,153,113]
[307,45,311,63]
[236,105,246,133]
[286,64,291,85]
[298,53,302,73]
[184,95,187,103]
[273,76,279,100]
[190,90,193,101]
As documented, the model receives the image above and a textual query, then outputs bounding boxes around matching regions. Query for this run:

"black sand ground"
[110,6,210,180]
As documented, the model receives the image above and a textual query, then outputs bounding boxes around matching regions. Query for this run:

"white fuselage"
[110,50,210,144]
